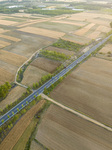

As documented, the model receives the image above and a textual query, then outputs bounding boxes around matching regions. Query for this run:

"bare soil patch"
[0,50,27,67]
[36,104,112,150]
[0,100,45,150]
[51,57,112,126]
[0,86,26,110]
[22,65,48,87]
[18,27,65,39]
[31,57,61,74]
[44,46,75,55]
[0,28,9,34]
[87,31,101,39]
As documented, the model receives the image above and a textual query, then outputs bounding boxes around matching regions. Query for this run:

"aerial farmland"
[0,0,112,150]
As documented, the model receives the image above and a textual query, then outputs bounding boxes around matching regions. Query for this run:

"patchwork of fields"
[35,104,112,150]
[0,10,112,150]
[51,57,112,126]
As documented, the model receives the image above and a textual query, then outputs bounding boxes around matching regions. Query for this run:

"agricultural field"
[21,57,61,87]
[50,57,112,126]
[0,86,26,110]
[35,104,112,150]
[30,140,44,150]
[0,100,45,150]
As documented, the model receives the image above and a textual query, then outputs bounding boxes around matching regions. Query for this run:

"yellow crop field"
[18,27,65,39]
[0,40,11,48]
[74,23,95,36]
[0,50,27,67]
[50,20,86,27]
[96,25,111,33]
[87,31,101,39]
[0,19,17,25]
[0,34,21,42]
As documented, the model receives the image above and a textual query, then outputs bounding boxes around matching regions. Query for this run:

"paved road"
[0,34,112,126]
[41,94,112,132]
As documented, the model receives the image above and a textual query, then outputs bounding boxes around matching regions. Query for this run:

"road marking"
[41,94,112,132]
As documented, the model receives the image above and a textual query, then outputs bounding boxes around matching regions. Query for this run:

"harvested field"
[0,100,46,150]
[74,23,95,36]
[0,50,27,67]
[0,60,18,74]
[87,31,101,39]
[4,31,55,58]
[51,57,112,126]
[32,21,79,34]
[0,40,11,48]
[62,34,91,45]
[0,34,21,42]
[30,141,44,150]
[31,57,61,73]
[50,20,86,26]
[44,46,75,55]
[36,104,112,150]
[99,44,112,53]
[0,67,14,84]
[13,118,37,150]
[17,18,49,28]
[96,25,111,33]
[18,27,65,39]
[0,86,26,110]
[0,19,17,25]
[0,28,9,34]
[22,65,48,87]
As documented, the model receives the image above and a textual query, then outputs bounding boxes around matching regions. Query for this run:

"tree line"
[40,50,71,61]
[0,82,11,101]
[52,39,84,52]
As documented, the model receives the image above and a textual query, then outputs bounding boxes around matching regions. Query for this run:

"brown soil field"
[0,67,14,84]
[99,44,112,53]
[96,25,111,33]
[18,27,65,39]
[22,65,48,87]
[36,104,112,150]
[0,59,18,74]
[0,19,17,25]
[74,23,95,36]
[50,20,86,26]
[44,46,75,55]
[30,141,44,150]
[87,31,101,39]
[0,100,46,150]
[13,118,37,150]
[0,34,21,42]
[0,86,26,110]
[31,57,61,74]
[0,50,27,67]
[51,57,112,126]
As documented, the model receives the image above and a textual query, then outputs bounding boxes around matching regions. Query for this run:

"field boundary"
[41,94,112,132]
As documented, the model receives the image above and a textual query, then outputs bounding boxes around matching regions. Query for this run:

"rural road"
[41,94,112,132]
[0,34,112,127]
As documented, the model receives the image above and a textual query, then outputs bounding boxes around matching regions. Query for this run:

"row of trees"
[0,82,11,100]
[52,39,84,52]
[0,94,42,143]
[33,73,52,90]
[26,9,80,16]
[40,50,71,61]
